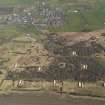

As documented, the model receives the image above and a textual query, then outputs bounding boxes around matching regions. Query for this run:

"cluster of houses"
[36,1,65,28]
[8,0,65,30]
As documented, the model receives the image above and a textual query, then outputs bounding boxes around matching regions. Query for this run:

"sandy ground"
[57,28,105,44]
[0,92,105,105]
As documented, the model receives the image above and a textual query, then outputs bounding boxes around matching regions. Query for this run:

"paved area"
[0,92,105,105]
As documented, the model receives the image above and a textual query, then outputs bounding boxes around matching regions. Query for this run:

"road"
[0,92,105,105]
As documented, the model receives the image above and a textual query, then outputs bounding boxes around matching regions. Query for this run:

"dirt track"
[0,92,105,105]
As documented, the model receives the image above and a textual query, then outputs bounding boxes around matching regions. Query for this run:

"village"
[0,0,105,100]
[0,0,65,31]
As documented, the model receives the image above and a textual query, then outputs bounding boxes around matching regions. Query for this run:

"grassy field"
[0,0,35,5]
[0,25,40,44]
[49,1,105,32]
[0,0,103,5]
[48,0,105,32]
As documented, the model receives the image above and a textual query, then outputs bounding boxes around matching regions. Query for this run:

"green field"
[47,0,105,32]
[0,25,40,44]
[0,0,35,5]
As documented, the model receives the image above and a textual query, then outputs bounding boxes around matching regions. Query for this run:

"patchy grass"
[0,25,40,44]
[0,26,23,43]
[0,0,35,5]
[16,25,40,39]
